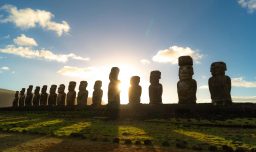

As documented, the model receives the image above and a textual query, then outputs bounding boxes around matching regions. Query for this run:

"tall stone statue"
[12,91,19,107]
[129,76,142,105]
[149,71,162,104]
[18,88,25,107]
[177,56,197,104]
[40,85,48,106]
[57,84,66,106]
[48,85,57,106]
[66,81,76,106]
[32,86,40,107]
[77,81,88,106]
[108,67,121,106]
[92,80,103,106]
[208,62,232,105]
[25,85,33,107]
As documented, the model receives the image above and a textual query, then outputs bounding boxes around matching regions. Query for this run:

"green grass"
[0,111,255,151]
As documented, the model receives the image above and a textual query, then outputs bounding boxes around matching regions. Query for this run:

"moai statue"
[32,86,40,107]
[129,76,142,105]
[40,85,48,106]
[25,85,33,107]
[57,84,66,106]
[77,81,88,106]
[177,56,197,104]
[48,85,57,106]
[66,81,76,106]
[18,88,25,107]
[108,67,121,106]
[92,80,103,106]
[149,71,162,104]
[12,91,19,107]
[208,62,232,105]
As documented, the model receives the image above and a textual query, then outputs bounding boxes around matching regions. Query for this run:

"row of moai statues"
[12,55,232,107]
[12,81,103,107]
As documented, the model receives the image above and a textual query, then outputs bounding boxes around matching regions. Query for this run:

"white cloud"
[57,66,94,78]
[13,34,37,47]
[152,45,203,64]
[1,4,70,36]
[232,77,256,88]
[232,96,256,102]
[1,66,10,70]
[0,45,90,63]
[199,85,208,89]
[238,0,256,13]
[140,59,151,65]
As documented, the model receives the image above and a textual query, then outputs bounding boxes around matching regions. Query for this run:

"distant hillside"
[0,88,15,107]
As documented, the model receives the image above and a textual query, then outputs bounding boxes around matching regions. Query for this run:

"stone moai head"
[94,80,102,90]
[27,85,33,94]
[42,85,47,94]
[15,91,19,97]
[211,62,226,76]
[109,67,120,81]
[130,76,140,86]
[150,71,161,85]
[58,84,65,94]
[178,56,194,80]
[68,81,76,91]
[34,86,40,94]
[50,85,57,94]
[20,88,25,95]
[79,81,88,91]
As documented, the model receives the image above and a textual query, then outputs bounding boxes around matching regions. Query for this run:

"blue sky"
[0,0,256,104]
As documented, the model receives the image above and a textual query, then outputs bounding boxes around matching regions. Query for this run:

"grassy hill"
[0,88,15,107]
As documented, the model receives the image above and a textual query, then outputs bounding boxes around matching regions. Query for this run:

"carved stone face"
[150,71,161,85]
[94,81,102,90]
[20,88,25,95]
[50,85,57,94]
[79,81,88,90]
[42,86,47,94]
[179,65,194,80]
[211,62,226,76]
[109,67,119,81]
[68,82,76,91]
[34,87,40,94]
[15,91,19,97]
[58,84,65,93]
[130,76,140,86]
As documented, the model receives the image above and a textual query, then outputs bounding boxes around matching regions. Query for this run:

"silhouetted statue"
[18,88,25,107]
[92,80,103,106]
[108,67,121,106]
[209,62,232,105]
[129,76,142,105]
[149,71,162,104]
[177,56,197,104]
[48,85,57,106]
[32,86,40,107]
[40,85,48,106]
[12,91,19,107]
[25,85,33,107]
[67,81,76,106]
[57,84,66,106]
[77,81,88,106]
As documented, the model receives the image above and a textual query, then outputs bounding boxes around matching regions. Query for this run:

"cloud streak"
[232,77,256,88]
[13,34,37,47]
[152,45,203,64]
[57,66,94,78]
[238,0,256,13]
[1,4,70,36]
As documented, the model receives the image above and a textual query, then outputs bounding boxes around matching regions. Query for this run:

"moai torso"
[25,85,33,107]
[32,86,40,107]
[57,84,66,106]
[177,56,197,104]
[48,85,57,106]
[66,81,76,106]
[92,80,103,106]
[208,62,232,105]
[40,85,48,106]
[12,91,19,107]
[77,81,88,106]
[108,67,120,106]
[129,76,142,105]
[18,88,25,107]
[149,71,163,104]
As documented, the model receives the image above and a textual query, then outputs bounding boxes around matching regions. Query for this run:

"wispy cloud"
[140,59,151,65]
[57,66,94,78]
[1,66,10,71]
[199,85,208,89]
[238,0,256,13]
[1,4,70,36]
[232,96,256,102]
[0,66,14,74]
[232,77,256,88]
[13,34,37,47]
[0,45,90,63]
[152,45,203,64]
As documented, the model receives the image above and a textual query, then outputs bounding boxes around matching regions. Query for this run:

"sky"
[0,0,256,104]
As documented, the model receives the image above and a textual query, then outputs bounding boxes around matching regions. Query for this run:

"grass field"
[0,111,255,151]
